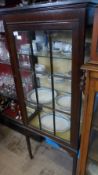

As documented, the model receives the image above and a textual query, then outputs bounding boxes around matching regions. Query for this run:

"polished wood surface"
[1,1,98,175]
[77,62,98,175]
[3,3,86,152]
[0,2,86,174]
[91,8,98,61]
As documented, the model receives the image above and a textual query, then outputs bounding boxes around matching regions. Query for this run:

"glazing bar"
[49,32,56,135]
[28,31,42,130]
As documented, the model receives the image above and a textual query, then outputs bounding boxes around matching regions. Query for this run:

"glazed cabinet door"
[12,26,73,144]
[3,6,85,150]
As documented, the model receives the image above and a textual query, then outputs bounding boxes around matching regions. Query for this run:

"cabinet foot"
[72,155,77,175]
[26,136,33,159]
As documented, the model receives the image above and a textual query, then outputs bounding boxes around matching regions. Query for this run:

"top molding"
[0,0,96,15]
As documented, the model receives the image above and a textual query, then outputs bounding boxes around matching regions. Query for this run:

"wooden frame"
[91,8,98,62]
[77,62,98,175]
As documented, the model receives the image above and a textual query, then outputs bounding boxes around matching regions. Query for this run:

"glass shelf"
[18,67,71,81]
[26,100,71,116]
[29,108,71,142]
[25,88,71,120]
[0,60,10,65]
[18,51,72,60]
[25,88,71,101]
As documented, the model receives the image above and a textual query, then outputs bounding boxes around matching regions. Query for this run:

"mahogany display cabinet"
[0,1,87,175]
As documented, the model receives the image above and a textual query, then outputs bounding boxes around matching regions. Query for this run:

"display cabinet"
[77,8,98,175]
[0,1,88,175]
[1,1,98,175]
[3,2,86,152]
[77,62,98,175]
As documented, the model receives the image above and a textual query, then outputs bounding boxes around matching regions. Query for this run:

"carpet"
[0,125,72,175]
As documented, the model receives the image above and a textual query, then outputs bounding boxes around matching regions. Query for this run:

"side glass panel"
[0,32,22,122]
[86,92,98,175]
[13,30,72,142]
[0,64,19,120]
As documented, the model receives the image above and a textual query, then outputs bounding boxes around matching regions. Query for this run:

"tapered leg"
[72,154,77,175]
[25,136,33,159]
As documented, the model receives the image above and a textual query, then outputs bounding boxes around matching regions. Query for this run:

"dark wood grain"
[0,3,86,174]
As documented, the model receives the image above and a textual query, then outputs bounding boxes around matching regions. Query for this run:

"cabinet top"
[0,0,98,15]
[0,0,94,15]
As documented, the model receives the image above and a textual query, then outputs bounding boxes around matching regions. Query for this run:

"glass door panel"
[86,92,98,175]
[0,31,21,122]
[13,29,72,142]
[0,65,22,122]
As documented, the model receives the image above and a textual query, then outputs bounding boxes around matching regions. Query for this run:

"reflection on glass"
[52,31,72,125]
[20,71,33,98]
[0,72,16,97]
[84,27,92,63]
[86,93,98,175]
[32,31,48,57]
[51,31,72,59]
[13,30,72,142]
[0,40,10,64]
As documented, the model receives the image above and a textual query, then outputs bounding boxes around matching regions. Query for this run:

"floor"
[0,125,72,175]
